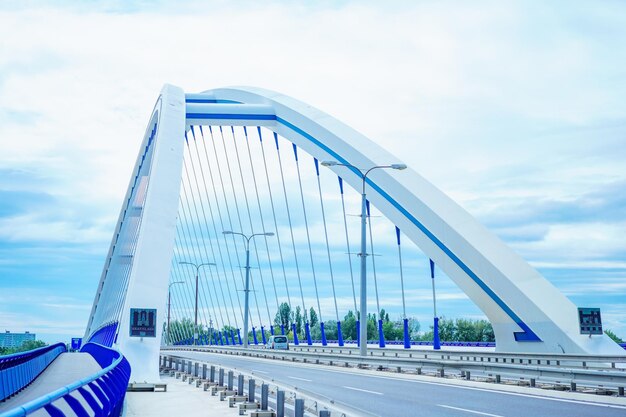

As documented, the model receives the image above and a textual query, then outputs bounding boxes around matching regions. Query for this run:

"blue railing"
[0,343,131,417]
[0,343,66,401]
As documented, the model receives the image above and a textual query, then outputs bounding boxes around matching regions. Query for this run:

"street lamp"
[321,160,407,357]
[179,261,216,345]
[223,230,275,349]
[167,281,184,345]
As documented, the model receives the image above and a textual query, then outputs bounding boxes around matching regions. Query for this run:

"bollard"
[618,387,624,396]
[169,357,173,369]
[210,365,216,383]
[219,368,224,386]
[276,390,285,417]
[202,364,207,380]
[530,378,536,387]
[465,371,471,380]
[261,384,269,410]
[248,378,256,403]
[195,362,199,377]
[570,382,576,392]
[319,411,331,417]
[295,399,305,417]
[238,374,244,396]
[495,375,501,383]
[228,371,233,390]
[439,369,444,377]
[417,367,422,375]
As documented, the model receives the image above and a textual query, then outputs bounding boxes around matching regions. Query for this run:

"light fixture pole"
[167,281,184,345]
[179,261,216,345]
[223,230,275,349]
[321,160,407,357]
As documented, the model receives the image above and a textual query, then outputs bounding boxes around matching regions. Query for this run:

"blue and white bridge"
[1,84,624,417]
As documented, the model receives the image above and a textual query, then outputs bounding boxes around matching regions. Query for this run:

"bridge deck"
[0,353,101,413]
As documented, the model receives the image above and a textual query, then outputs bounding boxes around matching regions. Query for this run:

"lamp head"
[390,163,407,170]
[222,231,233,235]
[264,232,275,237]
[321,160,338,167]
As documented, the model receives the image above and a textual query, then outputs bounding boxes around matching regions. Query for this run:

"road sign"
[130,308,157,337]
[71,337,82,350]
[578,307,602,335]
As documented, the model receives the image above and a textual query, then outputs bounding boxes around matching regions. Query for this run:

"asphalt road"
[165,350,626,417]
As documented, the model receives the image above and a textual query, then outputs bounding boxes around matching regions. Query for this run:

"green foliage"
[309,307,318,328]
[604,329,623,343]
[274,302,291,329]
[421,317,495,342]
[0,340,48,355]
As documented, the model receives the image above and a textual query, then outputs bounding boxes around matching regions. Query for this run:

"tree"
[342,311,357,341]
[274,302,291,330]
[294,306,303,336]
[309,307,319,328]
[605,329,623,344]
[1,340,48,355]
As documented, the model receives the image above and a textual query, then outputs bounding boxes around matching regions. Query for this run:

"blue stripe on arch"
[186,113,276,121]
[274,116,541,342]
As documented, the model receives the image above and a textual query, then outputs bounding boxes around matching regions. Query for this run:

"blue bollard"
[305,322,312,345]
[230,330,236,345]
[433,317,441,350]
[280,324,285,335]
[403,318,411,349]
[378,319,386,347]
[252,327,258,345]
[337,321,344,346]
[236,329,242,345]
[270,325,275,336]
[261,326,267,345]
[320,322,327,346]
[292,323,299,345]
[356,320,360,347]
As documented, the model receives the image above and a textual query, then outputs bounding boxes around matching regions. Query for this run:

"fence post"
[295,398,304,417]
[261,384,268,410]
[248,378,256,403]
[238,374,244,396]
[277,390,285,417]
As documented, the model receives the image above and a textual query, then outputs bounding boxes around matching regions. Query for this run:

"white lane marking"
[342,386,383,396]
[252,370,269,374]
[438,405,504,417]
[288,376,312,382]
[316,368,626,410]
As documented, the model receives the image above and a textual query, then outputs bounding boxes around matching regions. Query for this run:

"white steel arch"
[86,83,621,383]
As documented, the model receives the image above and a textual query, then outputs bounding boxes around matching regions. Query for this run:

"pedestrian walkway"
[0,353,101,412]
[125,374,238,416]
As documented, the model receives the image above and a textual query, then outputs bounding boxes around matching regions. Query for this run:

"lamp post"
[223,230,275,349]
[179,261,216,345]
[321,160,407,357]
[167,281,184,345]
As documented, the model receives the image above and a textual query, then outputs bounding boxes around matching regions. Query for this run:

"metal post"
[238,374,244,396]
[359,189,368,356]
[319,411,331,417]
[210,365,215,382]
[228,370,233,390]
[295,398,305,417]
[219,368,224,386]
[261,384,268,410]
[248,378,256,403]
[202,364,207,380]
[243,245,251,349]
[276,390,285,417]
[167,290,171,345]
[194,271,199,345]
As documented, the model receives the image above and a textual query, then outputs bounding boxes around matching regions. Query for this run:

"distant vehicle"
[266,335,289,350]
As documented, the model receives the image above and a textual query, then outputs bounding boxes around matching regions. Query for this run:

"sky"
[0,0,625,344]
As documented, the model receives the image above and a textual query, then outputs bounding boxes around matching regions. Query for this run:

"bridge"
[1,84,625,417]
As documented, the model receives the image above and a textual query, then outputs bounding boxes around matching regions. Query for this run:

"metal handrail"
[0,343,131,417]
[0,343,66,401]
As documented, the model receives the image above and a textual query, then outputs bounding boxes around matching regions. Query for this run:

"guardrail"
[165,345,626,396]
[0,343,66,401]
[0,343,131,417]
[160,354,360,417]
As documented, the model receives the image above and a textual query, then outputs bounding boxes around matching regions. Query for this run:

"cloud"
[1,0,625,340]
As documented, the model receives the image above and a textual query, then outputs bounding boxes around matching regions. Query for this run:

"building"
[0,331,36,348]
